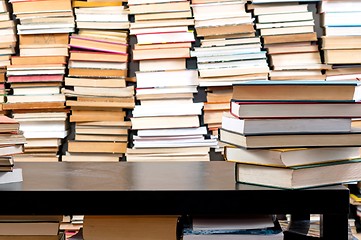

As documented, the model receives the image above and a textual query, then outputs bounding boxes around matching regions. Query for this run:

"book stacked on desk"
[0,114,25,184]
[4,0,75,162]
[127,0,216,161]
[219,80,361,189]
[62,0,133,162]
[249,0,328,80]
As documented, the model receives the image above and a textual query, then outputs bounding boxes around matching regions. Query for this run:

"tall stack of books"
[0,114,25,184]
[320,0,361,81]
[190,0,269,154]
[62,0,133,162]
[219,80,361,189]
[319,0,361,129]
[4,0,74,162]
[0,1,16,111]
[249,0,327,80]
[0,0,16,68]
[0,215,65,240]
[127,0,216,162]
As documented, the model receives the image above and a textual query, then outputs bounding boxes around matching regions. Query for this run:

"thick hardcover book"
[219,127,361,149]
[230,99,361,118]
[234,158,361,189]
[232,80,361,101]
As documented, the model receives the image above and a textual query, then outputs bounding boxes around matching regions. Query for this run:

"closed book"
[234,158,361,189]
[232,80,361,101]
[219,128,361,149]
[83,215,180,240]
[224,146,361,167]
[222,111,352,134]
[0,168,23,184]
[230,100,361,118]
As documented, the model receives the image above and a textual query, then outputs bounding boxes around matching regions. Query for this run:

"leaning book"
[234,158,361,189]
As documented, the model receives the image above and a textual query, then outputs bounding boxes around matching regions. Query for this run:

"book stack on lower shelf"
[0,215,64,240]
[220,80,361,189]
[82,215,180,240]
[183,215,283,240]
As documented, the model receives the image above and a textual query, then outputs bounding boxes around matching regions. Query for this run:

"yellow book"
[72,1,123,7]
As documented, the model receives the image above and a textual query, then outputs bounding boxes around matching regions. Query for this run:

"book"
[232,80,361,101]
[224,146,361,167]
[0,168,23,184]
[82,215,180,240]
[135,70,198,88]
[131,115,200,130]
[0,231,65,240]
[183,215,283,240]
[222,111,352,134]
[234,158,361,189]
[67,141,127,154]
[219,128,361,149]
[230,100,361,118]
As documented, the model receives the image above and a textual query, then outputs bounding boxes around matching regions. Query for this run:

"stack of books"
[0,215,65,240]
[62,0,133,162]
[0,1,16,111]
[190,0,269,83]
[319,0,361,129]
[249,0,328,80]
[190,0,269,155]
[127,0,216,162]
[220,80,361,189]
[320,0,361,66]
[0,0,16,68]
[0,114,25,184]
[183,215,283,240]
[4,0,75,162]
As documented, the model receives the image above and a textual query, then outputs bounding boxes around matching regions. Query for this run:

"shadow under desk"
[0,161,350,240]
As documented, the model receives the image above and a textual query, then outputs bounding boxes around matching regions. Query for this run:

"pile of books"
[321,0,361,66]
[0,114,25,184]
[220,80,361,189]
[4,0,75,162]
[250,0,327,80]
[127,0,216,162]
[0,0,16,69]
[63,0,133,162]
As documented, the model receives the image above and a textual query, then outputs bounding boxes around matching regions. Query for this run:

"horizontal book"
[219,128,361,149]
[224,146,361,167]
[222,111,352,134]
[135,70,198,88]
[0,231,65,240]
[83,215,180,240]
[230,100,361,118]
[234,158,361,189]
[68,140,127,154]
[0,168,23,184]
[232,80,361,101]
[130,115,200,130]
[136,31,195,45]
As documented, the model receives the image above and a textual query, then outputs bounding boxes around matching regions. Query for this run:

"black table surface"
[0,161,349,217]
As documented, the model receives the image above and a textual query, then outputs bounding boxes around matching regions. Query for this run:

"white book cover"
[0,168,23,184]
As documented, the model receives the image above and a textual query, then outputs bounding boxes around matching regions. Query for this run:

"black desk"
[0,161,350,240]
